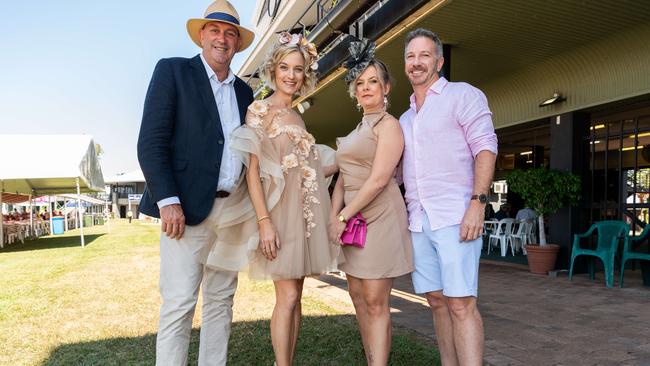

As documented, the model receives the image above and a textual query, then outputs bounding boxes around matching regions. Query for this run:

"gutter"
[305,0,373,46]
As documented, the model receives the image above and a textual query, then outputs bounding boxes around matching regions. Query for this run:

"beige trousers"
[156,198,238,366]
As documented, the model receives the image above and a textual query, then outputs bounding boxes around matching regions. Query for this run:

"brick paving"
[303,261,650,366]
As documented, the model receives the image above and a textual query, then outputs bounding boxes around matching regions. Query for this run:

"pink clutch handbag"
[340,213,367,248]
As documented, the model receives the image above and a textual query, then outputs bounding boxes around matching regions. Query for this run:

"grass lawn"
[0,219,439,365]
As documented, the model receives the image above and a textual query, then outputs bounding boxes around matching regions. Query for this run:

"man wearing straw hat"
[137,1,254,365]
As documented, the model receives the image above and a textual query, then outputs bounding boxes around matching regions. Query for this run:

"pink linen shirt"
[399,77,498,232]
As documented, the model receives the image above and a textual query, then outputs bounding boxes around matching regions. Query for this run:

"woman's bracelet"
[257,215,270,223]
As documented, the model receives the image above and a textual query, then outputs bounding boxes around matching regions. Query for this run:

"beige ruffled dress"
[204,100,340,281]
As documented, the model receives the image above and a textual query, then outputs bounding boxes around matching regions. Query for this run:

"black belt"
[215,190,230,198]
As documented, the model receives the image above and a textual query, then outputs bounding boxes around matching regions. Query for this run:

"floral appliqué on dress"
[247,100,321,238]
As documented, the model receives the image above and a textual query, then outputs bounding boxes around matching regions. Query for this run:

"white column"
[77,178,85,247]
[49,196,53,235]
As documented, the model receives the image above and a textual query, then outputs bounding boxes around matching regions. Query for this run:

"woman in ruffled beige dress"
[330,41,414,366]
[217,33,339,366]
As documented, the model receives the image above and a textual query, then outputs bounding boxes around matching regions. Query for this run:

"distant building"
[104,170,145,218]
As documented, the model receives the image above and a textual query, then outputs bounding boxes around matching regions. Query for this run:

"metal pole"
[63,197,68,232]
[76,178,85,247]
[105,200,111,234]
[29,193,33,238]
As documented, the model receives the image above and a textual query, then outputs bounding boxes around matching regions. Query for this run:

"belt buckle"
[215,190,230,198]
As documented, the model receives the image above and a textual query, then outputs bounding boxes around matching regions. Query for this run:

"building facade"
[104,170,146,219]
[239,0,650,268]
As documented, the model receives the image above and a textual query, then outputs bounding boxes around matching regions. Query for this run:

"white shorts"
[411,213,482,297]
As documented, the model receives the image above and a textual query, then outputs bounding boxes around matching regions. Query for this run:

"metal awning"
[297,0,650,142]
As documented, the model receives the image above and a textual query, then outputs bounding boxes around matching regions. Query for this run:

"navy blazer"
[137,55,254,226]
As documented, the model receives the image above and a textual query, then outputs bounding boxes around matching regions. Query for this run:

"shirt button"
[218,139,224,145]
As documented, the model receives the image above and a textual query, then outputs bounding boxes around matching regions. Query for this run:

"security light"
[539,93,566,107]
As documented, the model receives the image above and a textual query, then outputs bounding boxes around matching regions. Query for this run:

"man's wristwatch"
[338,214,347,223]
[470,194,488,204]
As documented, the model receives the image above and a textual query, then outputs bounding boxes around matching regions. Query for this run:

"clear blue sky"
[0,0,257,177]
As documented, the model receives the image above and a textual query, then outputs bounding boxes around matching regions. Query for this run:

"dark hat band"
[205,12,240,25]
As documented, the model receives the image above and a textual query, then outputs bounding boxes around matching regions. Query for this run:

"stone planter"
[525,244,560,274]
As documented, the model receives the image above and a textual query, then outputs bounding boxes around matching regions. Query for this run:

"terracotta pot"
[525,244,560,274]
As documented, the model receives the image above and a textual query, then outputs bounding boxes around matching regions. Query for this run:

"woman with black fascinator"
[329,38,414,366]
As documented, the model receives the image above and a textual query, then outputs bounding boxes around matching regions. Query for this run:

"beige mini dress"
[209,100,340,281]
[336,112,414,279]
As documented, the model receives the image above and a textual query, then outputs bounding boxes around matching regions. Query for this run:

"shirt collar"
[409,76,449,111]
[200,53,235,85]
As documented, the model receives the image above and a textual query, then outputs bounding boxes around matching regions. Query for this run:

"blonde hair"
[347,59,393,99]
[260,43,317,96]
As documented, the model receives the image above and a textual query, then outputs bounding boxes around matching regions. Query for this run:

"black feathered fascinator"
[343,37,376,84]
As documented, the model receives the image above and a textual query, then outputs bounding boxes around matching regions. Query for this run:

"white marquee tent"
[0,135,105,247]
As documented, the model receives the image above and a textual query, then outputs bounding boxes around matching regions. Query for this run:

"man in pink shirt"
[399,29,498,365]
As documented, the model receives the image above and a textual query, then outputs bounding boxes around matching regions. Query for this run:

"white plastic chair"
[510,220,531,255]
[488,218,515,256]
[524,220,538,254]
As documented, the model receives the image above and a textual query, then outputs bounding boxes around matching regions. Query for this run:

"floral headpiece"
[277,32,319,71]
[343,37,376,84]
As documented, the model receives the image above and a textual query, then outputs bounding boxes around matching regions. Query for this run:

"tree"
[95,143,104,159]
[506,167,581,245]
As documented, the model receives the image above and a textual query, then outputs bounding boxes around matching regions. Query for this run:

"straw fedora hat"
[186,0,255,52]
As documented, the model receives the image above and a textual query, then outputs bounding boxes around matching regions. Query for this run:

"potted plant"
[506,167,581,274]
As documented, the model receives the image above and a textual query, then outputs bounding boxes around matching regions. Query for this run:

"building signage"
[128,194,143,202]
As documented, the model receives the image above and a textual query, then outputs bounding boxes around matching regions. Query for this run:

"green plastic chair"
[569,220,628,288]
[620,225,650,288]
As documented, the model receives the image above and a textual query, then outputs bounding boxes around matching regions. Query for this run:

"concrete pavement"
[303,261,650,365]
